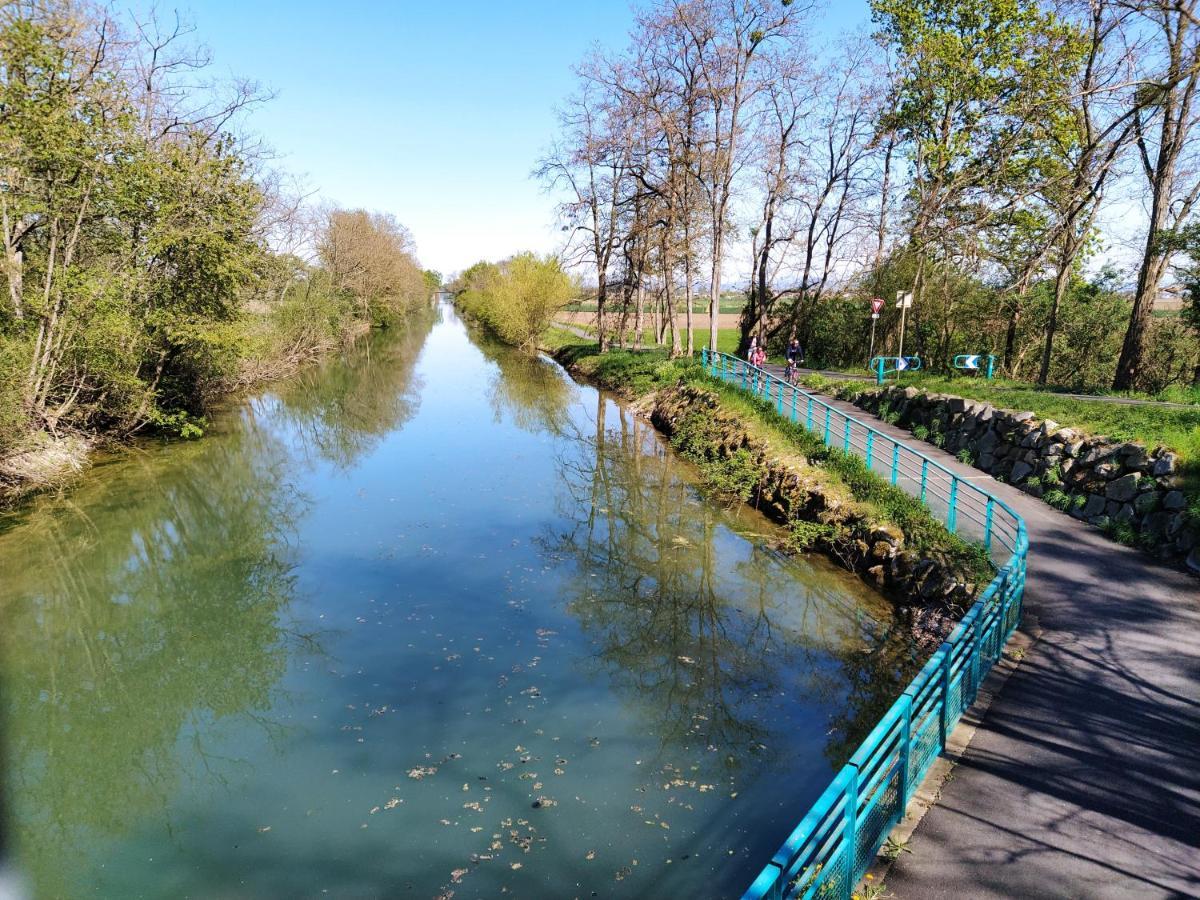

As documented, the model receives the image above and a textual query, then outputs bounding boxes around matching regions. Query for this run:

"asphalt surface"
[752,367,1200,900]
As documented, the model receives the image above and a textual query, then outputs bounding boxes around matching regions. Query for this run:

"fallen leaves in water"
[257,826,271,833]
[408,766,437,780]
[585,850,596,861]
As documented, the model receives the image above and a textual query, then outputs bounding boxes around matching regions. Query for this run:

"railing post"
[984,498,995,553]
[791,387,797,422]
[891,444,900,485]
[865,431,875,471]
[806,397,814,431]
[938,643,953,749]
[777,380,784,415]
[844,420,852,454]
[843,764,859,895]
[899,693,913,805]
[824,407,832,446]
[920,459,929,503]
[947,477,959,533]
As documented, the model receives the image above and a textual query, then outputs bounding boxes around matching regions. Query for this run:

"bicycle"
[784,358,802,385]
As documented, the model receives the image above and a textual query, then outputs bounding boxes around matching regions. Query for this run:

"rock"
[1114,503,1136,525]
[1167,512,1186,540]
[1144,510,1172,537]
[1164,490,1187,510]
[1012,410,1036,423]
[1105,473,1140,503]
[978,429,999,453]
[1105,500,1122,518]
[1094,462,1121,480]
[1055,427,1079,444]
[1080,443,1115,466]
[1121,446,1149,471]
[1063,440,1085,458]
[1010,461,1034,484]
[1021,482,1045,499]
[976,405,995,424]
[1040,419,1060,435]
[1152,453,1177,477]
[1083,494,1108,518]
[1088,514,1111,529]
[1133,491,1161,516]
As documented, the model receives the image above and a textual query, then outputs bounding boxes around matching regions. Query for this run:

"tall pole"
[869,317,877,360]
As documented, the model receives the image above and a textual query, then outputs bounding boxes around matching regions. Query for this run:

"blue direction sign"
[869,355,922,384]
[953,353,998,379]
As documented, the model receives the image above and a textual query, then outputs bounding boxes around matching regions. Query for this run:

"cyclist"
[784,338,803,385]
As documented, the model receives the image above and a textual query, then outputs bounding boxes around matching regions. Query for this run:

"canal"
[0,304,921,898]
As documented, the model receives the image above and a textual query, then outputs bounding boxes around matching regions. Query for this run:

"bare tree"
[1113,0,1200,389]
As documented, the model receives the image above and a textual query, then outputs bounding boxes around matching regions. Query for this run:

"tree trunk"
[875,134,894,268]
[1039,238,1074,385]
[634,280,644,351]
[708,233,722,358]
[596,271,609,353]
[684,243,694,357]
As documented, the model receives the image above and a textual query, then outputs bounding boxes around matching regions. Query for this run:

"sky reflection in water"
[0,305,920,898]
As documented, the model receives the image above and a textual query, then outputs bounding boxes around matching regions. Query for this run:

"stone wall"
[848,385,1199,570]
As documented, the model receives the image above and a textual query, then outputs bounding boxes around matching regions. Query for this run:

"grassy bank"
[816,374,1200,470]
[549,339,993,595]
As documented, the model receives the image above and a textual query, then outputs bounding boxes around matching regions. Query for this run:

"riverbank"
[547,339,992,641]
[0,310,428,512]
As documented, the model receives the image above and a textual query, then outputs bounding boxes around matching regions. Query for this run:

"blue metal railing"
[699,350,1028,900]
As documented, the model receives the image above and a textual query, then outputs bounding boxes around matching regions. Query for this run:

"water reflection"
[267,310,434,468]
[474,331,577,436]
[0,425,308,897]
[545,391,921,776]
[0,308,924,899]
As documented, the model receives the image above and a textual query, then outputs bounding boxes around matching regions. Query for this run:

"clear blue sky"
[167,1,874,276]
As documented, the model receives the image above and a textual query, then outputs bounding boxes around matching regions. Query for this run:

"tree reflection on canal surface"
[0,305,920,898]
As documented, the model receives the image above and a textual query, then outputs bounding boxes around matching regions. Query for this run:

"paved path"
[755,365,1200,899]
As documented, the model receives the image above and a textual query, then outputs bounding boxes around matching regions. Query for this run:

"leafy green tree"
[455,254,575,349]
[872,0,1083,315]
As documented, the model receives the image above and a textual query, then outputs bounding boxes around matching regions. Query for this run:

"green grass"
[855,374,1200,465]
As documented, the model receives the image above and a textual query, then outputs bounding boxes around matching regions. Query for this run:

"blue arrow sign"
[962,354,980,370]
[896,357,908,371]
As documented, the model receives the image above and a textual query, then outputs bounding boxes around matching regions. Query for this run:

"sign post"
[895,290,913,360]
[868,297,884,359]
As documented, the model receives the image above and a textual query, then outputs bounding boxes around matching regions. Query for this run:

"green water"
[0,305,919,899]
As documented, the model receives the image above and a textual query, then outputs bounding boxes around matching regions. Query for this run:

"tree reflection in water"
[0,422,314,895]
[265,309,435,469]
[473,328,578,437]
[0,317,444,896]
[541,389,924,782]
